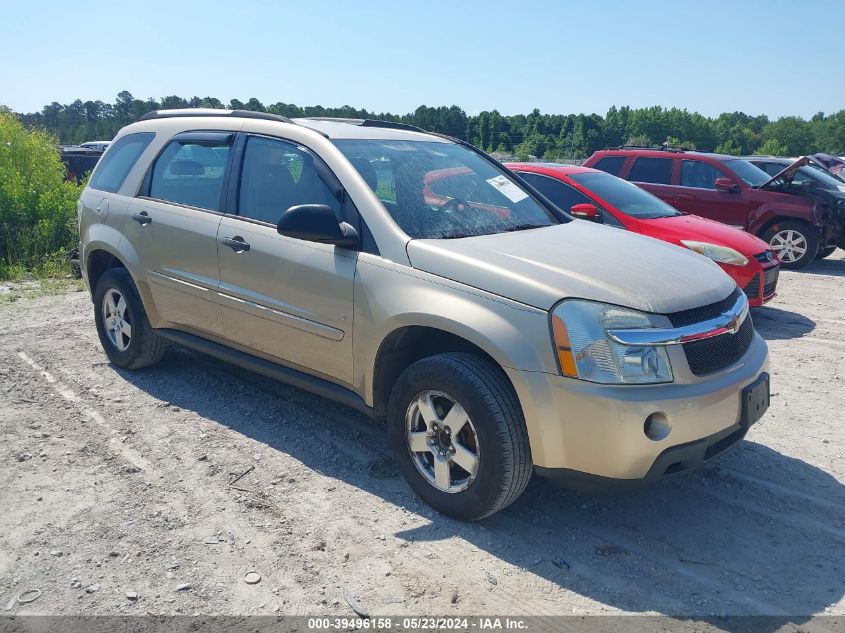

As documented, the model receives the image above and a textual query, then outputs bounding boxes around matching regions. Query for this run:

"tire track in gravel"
[12,350,151,473]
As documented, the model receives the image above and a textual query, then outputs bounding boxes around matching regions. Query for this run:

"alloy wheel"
[405,390,480,493]
[102,288,132,351]
[770,229,807,263]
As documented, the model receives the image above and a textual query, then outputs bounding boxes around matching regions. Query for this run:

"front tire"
[93,268,166,369]
[387,353,532,521]
[762,221,819,269]
[816,246,837,260]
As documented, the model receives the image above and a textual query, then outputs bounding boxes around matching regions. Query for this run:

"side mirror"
[570,203,600,221]
[276,204,359,249]
[714,178,738,192]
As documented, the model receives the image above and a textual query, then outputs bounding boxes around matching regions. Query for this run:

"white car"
[80,141,111,152]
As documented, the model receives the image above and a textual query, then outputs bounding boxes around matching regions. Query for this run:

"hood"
[406,222,736,313]
[760,155,831,189]
[636,214,771,255]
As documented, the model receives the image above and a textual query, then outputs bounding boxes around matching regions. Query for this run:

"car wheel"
[93,268,166,369]
[816,246,837,260]
[762,221,819,269]
[387,352,532,521]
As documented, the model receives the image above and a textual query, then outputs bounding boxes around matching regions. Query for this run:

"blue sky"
[3,0,843,118]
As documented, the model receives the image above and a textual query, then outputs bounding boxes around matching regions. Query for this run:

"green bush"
[0,111,83,280]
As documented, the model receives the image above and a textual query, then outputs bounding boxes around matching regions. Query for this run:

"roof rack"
[300,117,426,133]
[603,144,687,153]
[138,109,293,124]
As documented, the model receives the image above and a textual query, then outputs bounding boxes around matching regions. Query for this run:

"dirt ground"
[0,253,843,624]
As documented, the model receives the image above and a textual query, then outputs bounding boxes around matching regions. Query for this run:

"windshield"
[570,172,682,219]
[334,140,559,239]
[723,159,771,187]
[794,164,845,189]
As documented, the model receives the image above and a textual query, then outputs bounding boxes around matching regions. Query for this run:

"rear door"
[216,134,356,385]
[675,159,749,227]
[126,131,234,336]
[625,156,676,204]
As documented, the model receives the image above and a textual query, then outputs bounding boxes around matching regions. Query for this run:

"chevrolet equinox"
[78,110,770,520]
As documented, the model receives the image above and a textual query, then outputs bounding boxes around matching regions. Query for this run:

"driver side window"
[518,172,591,211]
[237,136,341,225]
[680,160,724,190]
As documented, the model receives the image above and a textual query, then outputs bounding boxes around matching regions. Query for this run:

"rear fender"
[82,228,161,324]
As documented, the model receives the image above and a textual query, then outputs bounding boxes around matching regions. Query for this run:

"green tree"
[0,112,83,278]
[11,91,845,163]
[666,136,696,150]
[714,139,741,155]
[761,116,812,156]
[755,139,789,156]
[626,133,652,147]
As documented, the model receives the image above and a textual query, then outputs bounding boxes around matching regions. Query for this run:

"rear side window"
[89,133,154,193]
[591,156,626,177]
[628,157,673,184]
[149,139,232,210]
[680,160,724,189]
[518,172,592,211]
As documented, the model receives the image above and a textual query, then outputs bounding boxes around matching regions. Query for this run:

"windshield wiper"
[648,212,684,219]
[502,223,547,233]
[438,231,481,239]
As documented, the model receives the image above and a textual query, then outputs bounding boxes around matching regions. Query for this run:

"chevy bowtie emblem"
[726,314,742,334]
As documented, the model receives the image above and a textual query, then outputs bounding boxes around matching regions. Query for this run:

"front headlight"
[681,240,749,266]
[551,300,673,384]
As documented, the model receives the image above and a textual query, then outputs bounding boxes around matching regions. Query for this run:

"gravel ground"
[0,253,843,624]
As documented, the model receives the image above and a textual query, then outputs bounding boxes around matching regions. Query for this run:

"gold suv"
[78,110,770,520]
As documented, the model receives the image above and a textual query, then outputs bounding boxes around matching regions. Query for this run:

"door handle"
[222,236,251,252]
[677,193,695,200]
[132,211,151,225]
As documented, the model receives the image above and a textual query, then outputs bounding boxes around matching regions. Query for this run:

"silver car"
[77,110,770,520]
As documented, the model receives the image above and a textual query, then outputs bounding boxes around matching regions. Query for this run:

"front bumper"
[505,331,769,482]
[535,422,747,491]
[725,259,778,307]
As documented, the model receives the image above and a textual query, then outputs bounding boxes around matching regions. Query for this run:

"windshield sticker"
[486,175,528,203]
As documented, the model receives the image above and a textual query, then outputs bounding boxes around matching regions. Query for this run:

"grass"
[0,276,85,305]
[0,255,85,305]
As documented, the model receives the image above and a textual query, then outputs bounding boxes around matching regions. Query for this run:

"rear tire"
[387,352,532,521]
[93,268,166,369]
[762,221,819,270]
[816,246,837,260]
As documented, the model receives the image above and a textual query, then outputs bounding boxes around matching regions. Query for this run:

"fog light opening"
[644,412,671,441]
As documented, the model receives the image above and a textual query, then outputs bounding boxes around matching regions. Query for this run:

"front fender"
[747,199,820,236]
[353,255,557,406]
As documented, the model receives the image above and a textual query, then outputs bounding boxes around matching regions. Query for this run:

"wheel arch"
[83,236,160,324]
[85,247,128,296]
[371,324,519,421]
[753,215,818,240]
[747,202,822,238]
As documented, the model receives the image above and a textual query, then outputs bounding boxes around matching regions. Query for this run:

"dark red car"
[583,148,845,269]
[506,163,779,306]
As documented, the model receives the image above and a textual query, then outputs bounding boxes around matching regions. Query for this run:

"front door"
[675,159,749,228]
[216,134,356,386]
[126,131,235,335]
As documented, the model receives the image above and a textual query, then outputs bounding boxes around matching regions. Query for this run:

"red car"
[582,148,845,269]
[506,163,779,306]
